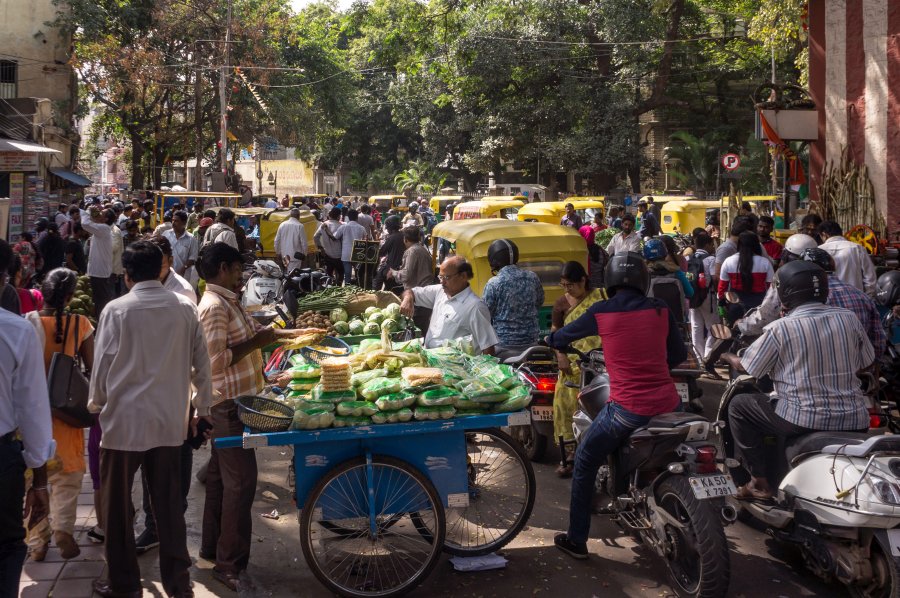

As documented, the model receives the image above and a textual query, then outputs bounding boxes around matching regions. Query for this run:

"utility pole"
[193,47,203,191]
[219,0,232,179]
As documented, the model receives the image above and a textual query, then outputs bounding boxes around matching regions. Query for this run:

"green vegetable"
[359,377,403,400]
[336,401,379,416]
[364,306,380,317]
[333,321,350,335]
[329,308,349,323]
[333,415,372,427]
[367,311,385,325]
[348,320,365,335]
[363,322,380,335]
[294,286,364,313]
[381,318,397,332]
[414,405,456,420]
[383,303,401,319]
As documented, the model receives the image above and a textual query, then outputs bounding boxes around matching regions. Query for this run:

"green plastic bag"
[371,408,413,424]
[289,364,322,380]
[454,379,508,403]
[414,405,456,420]
[294,399,336,412]
[492,385,532,413]
[359,377,403,400]
[351,368,388,388]
[336,401,379,417]
[311,385,358,403]
[375,392,417,411]
[333,415,373,427]
[291,408,335,430]
[417,386,462,406]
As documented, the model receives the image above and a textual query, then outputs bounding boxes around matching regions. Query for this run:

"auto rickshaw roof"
[639,195,697,203]
[722,195,777,203]
[661,199,724,212]
[454,199,525,210]
[369,195,406,201]
[517,199,604,215]
[432,219,585,258]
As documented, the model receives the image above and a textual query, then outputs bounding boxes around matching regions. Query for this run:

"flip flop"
[735,484,773,501]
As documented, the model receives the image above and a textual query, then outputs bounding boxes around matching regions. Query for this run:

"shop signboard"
[8,172,24,241]
[0,152,39,172]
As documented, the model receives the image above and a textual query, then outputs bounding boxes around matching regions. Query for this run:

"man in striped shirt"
[723,261,875,501]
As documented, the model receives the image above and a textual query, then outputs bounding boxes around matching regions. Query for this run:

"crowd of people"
[2,188,899,593]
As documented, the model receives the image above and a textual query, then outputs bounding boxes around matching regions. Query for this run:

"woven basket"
[299,336,352,365]
[235,395,293,433]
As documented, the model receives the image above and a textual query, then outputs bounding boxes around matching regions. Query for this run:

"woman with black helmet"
[722,260,876,500]
[545,251,687,560]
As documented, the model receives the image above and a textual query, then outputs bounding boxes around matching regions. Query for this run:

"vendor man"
[400,256,499,355]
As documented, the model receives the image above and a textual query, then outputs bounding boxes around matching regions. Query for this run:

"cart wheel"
[299,455,446,598]
[440,428,535,556]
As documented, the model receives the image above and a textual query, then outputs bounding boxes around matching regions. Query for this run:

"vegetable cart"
[216,411,535,598]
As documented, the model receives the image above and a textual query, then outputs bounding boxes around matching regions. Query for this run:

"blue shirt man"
[482,264,544,347]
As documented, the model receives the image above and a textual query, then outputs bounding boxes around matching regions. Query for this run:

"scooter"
[568,345,735,597]
[716,357,900,595]
[242,259,283,308]
[502,345,559,461]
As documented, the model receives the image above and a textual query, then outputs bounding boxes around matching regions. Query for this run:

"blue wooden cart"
[216,411,535,598]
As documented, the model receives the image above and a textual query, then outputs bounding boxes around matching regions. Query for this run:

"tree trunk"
[130,131,145,191]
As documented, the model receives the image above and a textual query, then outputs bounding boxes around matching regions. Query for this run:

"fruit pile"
[294,310,336,335]
[67,276,96,325]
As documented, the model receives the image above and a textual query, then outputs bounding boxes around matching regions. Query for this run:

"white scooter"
[242,260,283,308]
[717,374,900,596]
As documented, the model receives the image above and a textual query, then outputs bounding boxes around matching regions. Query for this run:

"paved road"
[25,378,845,597]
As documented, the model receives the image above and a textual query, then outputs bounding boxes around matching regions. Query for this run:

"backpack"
[686,249,710,308]
[648,272,686,323]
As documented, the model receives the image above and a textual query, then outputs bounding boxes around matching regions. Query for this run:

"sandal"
[735,483,773,501]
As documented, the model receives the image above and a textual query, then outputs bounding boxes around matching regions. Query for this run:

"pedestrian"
[800,213,823,243]
[373,216,405,291]
[314,207,344,282]
[60,205,81,239]
[687,232,718,359]
[150,236,196,304]
[24,268,94,563]
[80,206,116,318]
[164,211,199,281]
[0,240,54,594]
[712,215,754,287]
[13,232,40,287]
[110,214,125,297]
[357,204,377,239]
[264,196,278,209]
[560,203,583,229]
[55,203,70,229]
[636,199,659,238]
[402,202,425,230]
[37,222,67,276]
[482,239,544,356]
[88,241,213,598]
[274,208,308,273]
[757,215,783,262]
[818,220,877,296]
[202,208,239,250]
[717,230,774,323]
[606,206,622,229]
[327,209,370,286]
[604,213,641,254]
[153,213,174,236]
[186,202,203,231]
[8,255,43,314]
[578,211,606,246]
[197,242,278,592]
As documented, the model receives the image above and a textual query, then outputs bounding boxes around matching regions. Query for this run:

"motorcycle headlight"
[870,476,900,506]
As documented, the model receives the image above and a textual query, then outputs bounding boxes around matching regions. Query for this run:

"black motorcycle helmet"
[604,251,650,296]
[875,271,900,307]
[488,239,519,272]
[799,247,835,273]
[774,260,829,311]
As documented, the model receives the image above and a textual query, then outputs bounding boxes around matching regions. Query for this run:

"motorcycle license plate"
[530,406,553,422]
[689,474,737,499]
[674,382,690,404]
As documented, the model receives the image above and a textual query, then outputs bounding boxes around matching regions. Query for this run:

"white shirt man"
[314,215,342,261]
[55,206,70,229]
[163,228,198,275]
[820,229,877,296]
[163,268,197,304]
[411,284,498,352]
[606,230,641,254]
[274,209,309,272]
[80,209,113,279]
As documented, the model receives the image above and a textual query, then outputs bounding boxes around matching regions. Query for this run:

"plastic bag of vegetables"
[375,392,417,411]
[336,401,379,417]
[311,386,358,403]
[417,386,462,407]
[371,408,413,424]
[294,399,336,412]
[288,380,319,392]
[455,397,491,411]
[350,368,388,388]
[359,377,403,400]
[291,408,335,430]
[333,415,373,428]
[289,364,322,379]
[454,379,509,403]
[414,405,457,420]
[492,385,532,413]
[454,408,492,417]
[470,362,518,389]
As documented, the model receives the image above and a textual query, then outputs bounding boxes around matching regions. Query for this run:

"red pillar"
[808,0,827,208]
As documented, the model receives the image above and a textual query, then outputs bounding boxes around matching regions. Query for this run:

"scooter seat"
[501,346,556,365]
[644,412,708,429]
[785,432,868,466]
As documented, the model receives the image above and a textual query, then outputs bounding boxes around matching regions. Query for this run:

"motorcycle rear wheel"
[655,476,731,597]
[848,542,900,598]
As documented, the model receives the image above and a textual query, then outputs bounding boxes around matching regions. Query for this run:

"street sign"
[721,153,741,171]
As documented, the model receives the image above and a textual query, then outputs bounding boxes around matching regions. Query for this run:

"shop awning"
[49,168,92,187]
[0,138,61,153]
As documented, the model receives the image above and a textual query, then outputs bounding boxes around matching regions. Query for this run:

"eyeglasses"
[438,272,461,282]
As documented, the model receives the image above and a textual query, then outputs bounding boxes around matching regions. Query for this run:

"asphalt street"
[129,377,845,597]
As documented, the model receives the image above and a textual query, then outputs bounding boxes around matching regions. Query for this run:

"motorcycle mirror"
[710,324,732,340]
[724,291,740,304]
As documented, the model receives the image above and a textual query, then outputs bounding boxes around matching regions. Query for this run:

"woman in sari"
[551,261,607,477]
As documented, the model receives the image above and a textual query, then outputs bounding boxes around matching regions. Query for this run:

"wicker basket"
[235,395,293,433]
[299,336,352,365]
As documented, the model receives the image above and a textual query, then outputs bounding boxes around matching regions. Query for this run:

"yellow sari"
[552,288,607,441]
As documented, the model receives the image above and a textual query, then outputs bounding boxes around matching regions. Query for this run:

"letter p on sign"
[722,153,741,171]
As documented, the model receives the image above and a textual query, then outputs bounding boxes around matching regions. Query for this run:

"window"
[518,260,565,286]
[0,60,16,99]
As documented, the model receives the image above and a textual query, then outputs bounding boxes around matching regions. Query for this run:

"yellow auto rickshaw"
[451,198,525,220]
[291,193,328,206]
[368,195,408,214]
[660,200,723,234]
[430,219,587,310]
[516,199,605,225]
[152,190,241,220]
[257,209,320,259]
[720,195,795,242]
[429,195,473,222]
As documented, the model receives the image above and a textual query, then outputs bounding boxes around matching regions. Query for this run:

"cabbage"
[383,303,401,318]
[333,321,350,335]
[329,308,348,323]
[381,318,397,332]
[367,311,385,325]
[348,319,365,335]
[364,306,380,317]
[363,322,380,335]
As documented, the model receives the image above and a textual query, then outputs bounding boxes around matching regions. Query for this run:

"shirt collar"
[445,286,474,302]
[131,280,163,292]
[206,283,238,301]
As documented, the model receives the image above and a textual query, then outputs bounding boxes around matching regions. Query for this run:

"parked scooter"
[567,346,735,597]
[716,370,900,596]
[502,345,559,461]
[242,259,284,308]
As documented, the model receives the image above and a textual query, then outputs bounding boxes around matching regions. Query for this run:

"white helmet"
[784,233,818,257]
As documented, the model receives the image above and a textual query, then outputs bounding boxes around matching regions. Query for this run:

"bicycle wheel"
[442,428,536,556]
[299,455,446,598]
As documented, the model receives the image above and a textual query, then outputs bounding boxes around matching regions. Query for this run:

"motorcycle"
[568,345,735,597]
[242,259,284,309]
[502,345,559,461]
[716,370,900,596]
[282,264,334,321]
